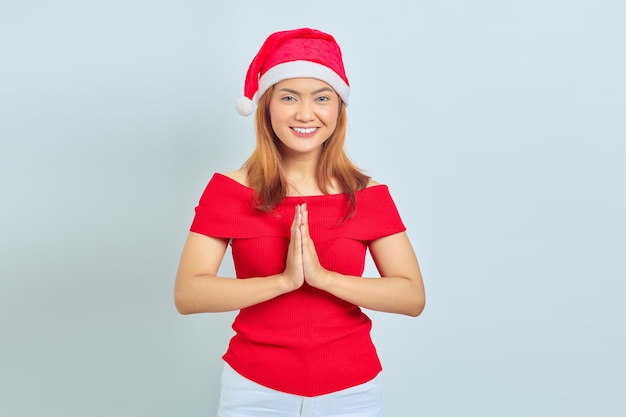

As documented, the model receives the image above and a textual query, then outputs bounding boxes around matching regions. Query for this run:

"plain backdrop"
[1,1,625,416]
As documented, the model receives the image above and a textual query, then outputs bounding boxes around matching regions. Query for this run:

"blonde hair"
[244,86,370,216]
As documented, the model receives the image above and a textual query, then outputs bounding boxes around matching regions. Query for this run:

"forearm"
[175,216,306,315]
[298,207,424,316]
[174,273,293,314]
[318,272,425,317]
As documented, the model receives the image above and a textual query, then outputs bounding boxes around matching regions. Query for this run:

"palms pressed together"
[282,204,329,291]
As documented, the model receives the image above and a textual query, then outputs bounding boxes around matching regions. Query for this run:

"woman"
[175,28,425,417]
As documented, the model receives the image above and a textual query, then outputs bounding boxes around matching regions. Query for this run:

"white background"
[1,1,624,416]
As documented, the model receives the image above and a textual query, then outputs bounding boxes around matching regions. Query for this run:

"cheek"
[268,104,288,127]
[268,110,280,135]
[324,108,340,130]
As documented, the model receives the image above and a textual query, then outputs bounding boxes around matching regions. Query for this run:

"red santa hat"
[236,28,350,116]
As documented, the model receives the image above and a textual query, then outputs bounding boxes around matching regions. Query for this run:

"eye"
[282,95,297,102]
[316,96,330,102]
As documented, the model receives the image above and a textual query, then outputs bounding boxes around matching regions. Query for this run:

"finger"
[298,203,306,228]
[290,205,301,234]
[301,203,308,226]
[300,213,313,251]
[300,204,309,236]
[291,205,302,255]
[295,223,303,250]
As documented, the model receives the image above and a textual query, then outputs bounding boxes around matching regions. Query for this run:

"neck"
[280,149,320,179]
[281,154,323,196]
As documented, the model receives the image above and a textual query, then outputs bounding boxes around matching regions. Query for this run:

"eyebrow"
[278,87,335,95]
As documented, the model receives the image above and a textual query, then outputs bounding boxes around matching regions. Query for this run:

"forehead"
[273,78,337,93]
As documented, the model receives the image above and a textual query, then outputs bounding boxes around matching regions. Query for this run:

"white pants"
[217,362,384,417]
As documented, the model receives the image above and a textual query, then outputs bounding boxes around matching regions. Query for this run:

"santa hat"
[236,28,350,116]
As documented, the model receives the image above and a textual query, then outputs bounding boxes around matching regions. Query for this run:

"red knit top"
[190,173,406,396]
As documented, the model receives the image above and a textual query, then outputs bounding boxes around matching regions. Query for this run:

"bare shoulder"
[222,168,248,187]
[366,178,381,188]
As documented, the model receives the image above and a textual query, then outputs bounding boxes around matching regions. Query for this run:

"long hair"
[243,86,370,216]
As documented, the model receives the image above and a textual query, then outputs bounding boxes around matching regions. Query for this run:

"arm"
[300,205,425,317]
[174,207,305,314]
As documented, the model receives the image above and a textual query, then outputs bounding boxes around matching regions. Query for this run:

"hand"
[299,204,330,289]
[280,205,305,291]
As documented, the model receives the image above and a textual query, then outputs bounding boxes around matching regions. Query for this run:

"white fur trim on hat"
[254,60,350,105]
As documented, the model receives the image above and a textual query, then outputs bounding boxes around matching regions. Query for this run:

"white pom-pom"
[236,97,254,116]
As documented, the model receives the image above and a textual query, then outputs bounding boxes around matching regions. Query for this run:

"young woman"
[175,28,425,417]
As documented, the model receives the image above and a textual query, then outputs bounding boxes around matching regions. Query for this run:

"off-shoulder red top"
[190,173,406,396]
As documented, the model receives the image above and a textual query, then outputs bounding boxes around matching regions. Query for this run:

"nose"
[295,101,314,122]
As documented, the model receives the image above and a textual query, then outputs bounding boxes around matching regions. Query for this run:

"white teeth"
[293,127,317,134]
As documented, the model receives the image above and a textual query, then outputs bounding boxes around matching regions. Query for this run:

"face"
[269,78,340,158]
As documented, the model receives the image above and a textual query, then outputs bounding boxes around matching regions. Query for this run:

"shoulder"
[365,178,380,188]
[222,168,249,187]
[346,179,406,239]
[197,169,252,203]
[356,178,397,208]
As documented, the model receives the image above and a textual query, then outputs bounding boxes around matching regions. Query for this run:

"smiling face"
[269,78,341,159]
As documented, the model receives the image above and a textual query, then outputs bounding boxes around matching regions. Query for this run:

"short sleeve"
[190,174,283,239]
[343,185,406,241]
